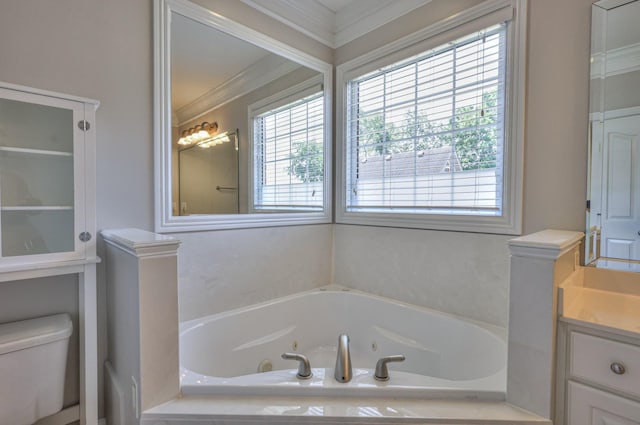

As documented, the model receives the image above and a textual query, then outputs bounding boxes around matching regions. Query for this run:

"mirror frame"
[153,0,333,232]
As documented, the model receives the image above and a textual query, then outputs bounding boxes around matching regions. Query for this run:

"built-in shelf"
[0,146,73,157]
[1,206,73,211]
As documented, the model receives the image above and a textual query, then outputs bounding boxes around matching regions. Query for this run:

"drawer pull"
[610,362,626,375]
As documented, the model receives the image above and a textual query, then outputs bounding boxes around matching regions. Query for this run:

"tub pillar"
[507,230,583,419]
[102,229,181,425]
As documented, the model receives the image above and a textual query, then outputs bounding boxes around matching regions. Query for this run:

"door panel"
[600,115,640,260]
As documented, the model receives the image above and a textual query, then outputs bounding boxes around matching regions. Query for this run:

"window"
[251,83,324,211]
[337,2,525,234]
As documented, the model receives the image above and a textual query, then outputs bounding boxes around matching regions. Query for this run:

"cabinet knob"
[79,232,92,242]
[610,362,626,375]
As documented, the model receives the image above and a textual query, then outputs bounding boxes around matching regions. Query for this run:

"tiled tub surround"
[179,287,506,399]
[176,225,333,322]
[333,225,511,328]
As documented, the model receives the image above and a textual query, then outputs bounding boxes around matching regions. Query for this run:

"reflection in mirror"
[155,0,332,232]
[178,129,239,215]
[587,0,640,267]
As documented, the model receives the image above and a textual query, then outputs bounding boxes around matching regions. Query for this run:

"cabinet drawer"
[570,332,640,398]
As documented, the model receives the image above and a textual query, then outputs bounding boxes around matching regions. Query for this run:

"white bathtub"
[179,287,506,400]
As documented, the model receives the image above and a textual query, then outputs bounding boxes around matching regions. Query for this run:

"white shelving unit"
[0,81,99,425]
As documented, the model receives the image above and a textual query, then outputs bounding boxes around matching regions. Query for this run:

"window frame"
[335,0,526,235]
[248,75,327,214]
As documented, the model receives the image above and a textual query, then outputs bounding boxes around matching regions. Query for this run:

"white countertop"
[560,285,640,338]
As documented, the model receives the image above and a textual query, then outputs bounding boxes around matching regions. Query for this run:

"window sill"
[336,210,521,235]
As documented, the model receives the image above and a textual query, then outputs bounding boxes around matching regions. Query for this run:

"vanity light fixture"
[198,131,231,148]
[177,121,219,145]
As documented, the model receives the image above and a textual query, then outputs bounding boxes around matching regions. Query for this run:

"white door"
[599,115,640,260]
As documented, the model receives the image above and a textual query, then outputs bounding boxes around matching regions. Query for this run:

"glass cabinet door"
[0,88,86,261]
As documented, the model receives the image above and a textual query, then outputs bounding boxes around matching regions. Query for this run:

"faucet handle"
[374,355,406,381]
[282,353,312,379]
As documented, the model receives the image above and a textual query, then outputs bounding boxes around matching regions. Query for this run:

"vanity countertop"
[559,275,640,339]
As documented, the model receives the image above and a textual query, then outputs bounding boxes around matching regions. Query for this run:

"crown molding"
[591,42,640,79]
[174,55,301,126]
[241,0,431,48]
[242,0,335,47]
[334,0,431,48]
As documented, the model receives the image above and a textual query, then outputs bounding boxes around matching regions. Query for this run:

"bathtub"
[179,287,506,400]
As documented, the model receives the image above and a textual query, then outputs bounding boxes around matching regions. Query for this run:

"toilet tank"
[0,314,73,425]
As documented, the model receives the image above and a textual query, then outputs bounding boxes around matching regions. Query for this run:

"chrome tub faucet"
[334,334,352,383]
[281,352,312,379]
[374,355,405,381]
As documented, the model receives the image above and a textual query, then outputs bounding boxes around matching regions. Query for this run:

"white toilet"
[0,313,73,425]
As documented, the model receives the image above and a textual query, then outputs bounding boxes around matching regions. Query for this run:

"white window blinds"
[345,23,507,215]
[253,91,324,211]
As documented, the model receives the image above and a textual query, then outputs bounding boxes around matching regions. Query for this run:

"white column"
[506,229,583,418]
[102,229,181,423]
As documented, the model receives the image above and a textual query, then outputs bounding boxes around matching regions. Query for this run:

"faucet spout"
[334,334,352,383]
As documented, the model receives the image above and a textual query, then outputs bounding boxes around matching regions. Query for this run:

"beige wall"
[524,0,591,233]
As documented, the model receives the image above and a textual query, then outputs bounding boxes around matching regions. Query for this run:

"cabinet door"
[0,87,86,264]
[568,381,640,425]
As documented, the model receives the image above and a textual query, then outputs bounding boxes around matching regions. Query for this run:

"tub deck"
[142,395,550,425]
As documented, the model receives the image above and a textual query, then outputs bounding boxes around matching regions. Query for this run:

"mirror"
[587,0,640,267]
[155,0,332,232]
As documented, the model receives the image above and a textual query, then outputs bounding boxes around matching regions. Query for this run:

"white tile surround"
[175,224,333,322]
[333,225,512,327]
[175,224,511,327]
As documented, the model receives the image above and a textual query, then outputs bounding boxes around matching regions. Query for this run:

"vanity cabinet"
[557,322,640,425]
[0,81,99,424]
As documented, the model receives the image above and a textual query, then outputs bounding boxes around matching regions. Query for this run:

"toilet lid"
[0,313,72,355]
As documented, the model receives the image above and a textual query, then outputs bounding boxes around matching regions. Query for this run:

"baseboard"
[104,360,125,425]
[33,404,79,425]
